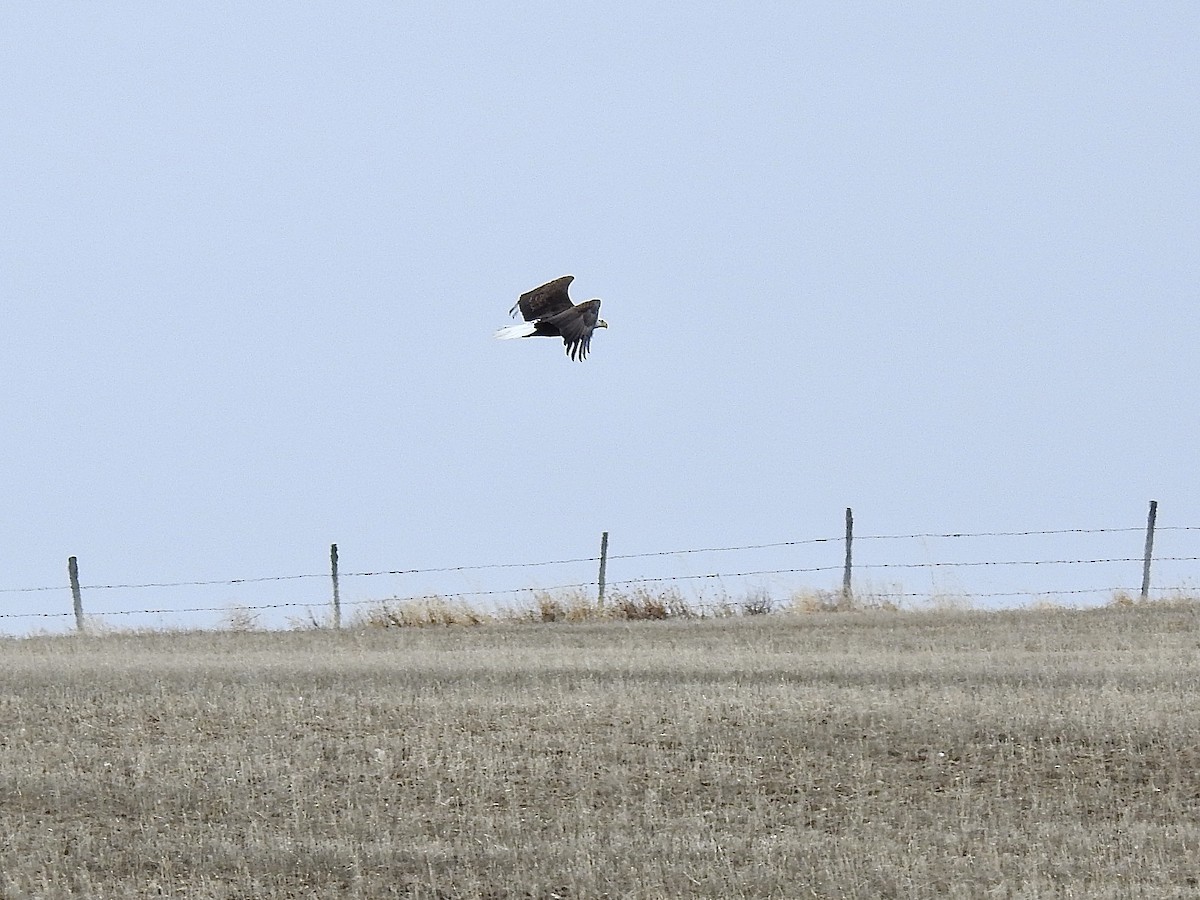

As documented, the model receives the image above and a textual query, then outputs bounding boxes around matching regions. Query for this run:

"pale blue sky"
[4,3,1198,630]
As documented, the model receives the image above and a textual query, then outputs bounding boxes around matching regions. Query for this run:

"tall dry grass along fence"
[3,501,1198,634]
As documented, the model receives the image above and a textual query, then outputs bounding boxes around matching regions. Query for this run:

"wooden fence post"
[330,543,342,629]
[1140,500,1158,601]
[841,508,853,608]
[597,531,609,607]
[68,556,84,634]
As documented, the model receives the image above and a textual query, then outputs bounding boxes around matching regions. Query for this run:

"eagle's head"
[597,319,609,329]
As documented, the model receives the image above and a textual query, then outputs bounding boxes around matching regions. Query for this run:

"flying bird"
[494,275,607,361]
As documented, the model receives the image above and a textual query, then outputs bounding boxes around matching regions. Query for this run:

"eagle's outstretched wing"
[509,275,575,321]
[546,298,603,361]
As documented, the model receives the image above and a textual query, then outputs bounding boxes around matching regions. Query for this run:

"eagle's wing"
[509,275,575,321]
[550,298,602,361]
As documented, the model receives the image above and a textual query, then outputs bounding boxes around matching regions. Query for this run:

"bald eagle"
[494,275,608,361]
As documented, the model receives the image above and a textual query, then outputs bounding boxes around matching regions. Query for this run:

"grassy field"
[2,603,1200,898]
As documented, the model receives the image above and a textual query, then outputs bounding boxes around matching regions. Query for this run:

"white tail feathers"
[494,322,536,340]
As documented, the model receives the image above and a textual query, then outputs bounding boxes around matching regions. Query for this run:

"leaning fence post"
[1140,500,1158,601]
[68,556,84,634]
[841,508,853,608]
[330,543,342,629]
[597,531,609,607]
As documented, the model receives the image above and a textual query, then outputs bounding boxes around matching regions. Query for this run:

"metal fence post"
[1140,500,1158,601]
[598,531,609,607]
[330,543,342,629]
[842,508,853,608]
[68,556,84,633]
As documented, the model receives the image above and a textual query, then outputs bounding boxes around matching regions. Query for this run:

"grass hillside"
[3,603,1199,898]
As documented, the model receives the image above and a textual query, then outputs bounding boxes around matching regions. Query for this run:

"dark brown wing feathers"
[545,298,602,361]
[509,275,575,321]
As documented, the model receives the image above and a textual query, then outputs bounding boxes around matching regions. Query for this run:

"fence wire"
[1,522,1196,623]
[3,526,1198,596]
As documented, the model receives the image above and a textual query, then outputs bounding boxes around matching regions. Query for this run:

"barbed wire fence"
[2,501,1197,634]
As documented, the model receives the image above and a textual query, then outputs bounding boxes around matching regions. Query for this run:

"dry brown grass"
[3,602,1200,898]
[358,585,715,626]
